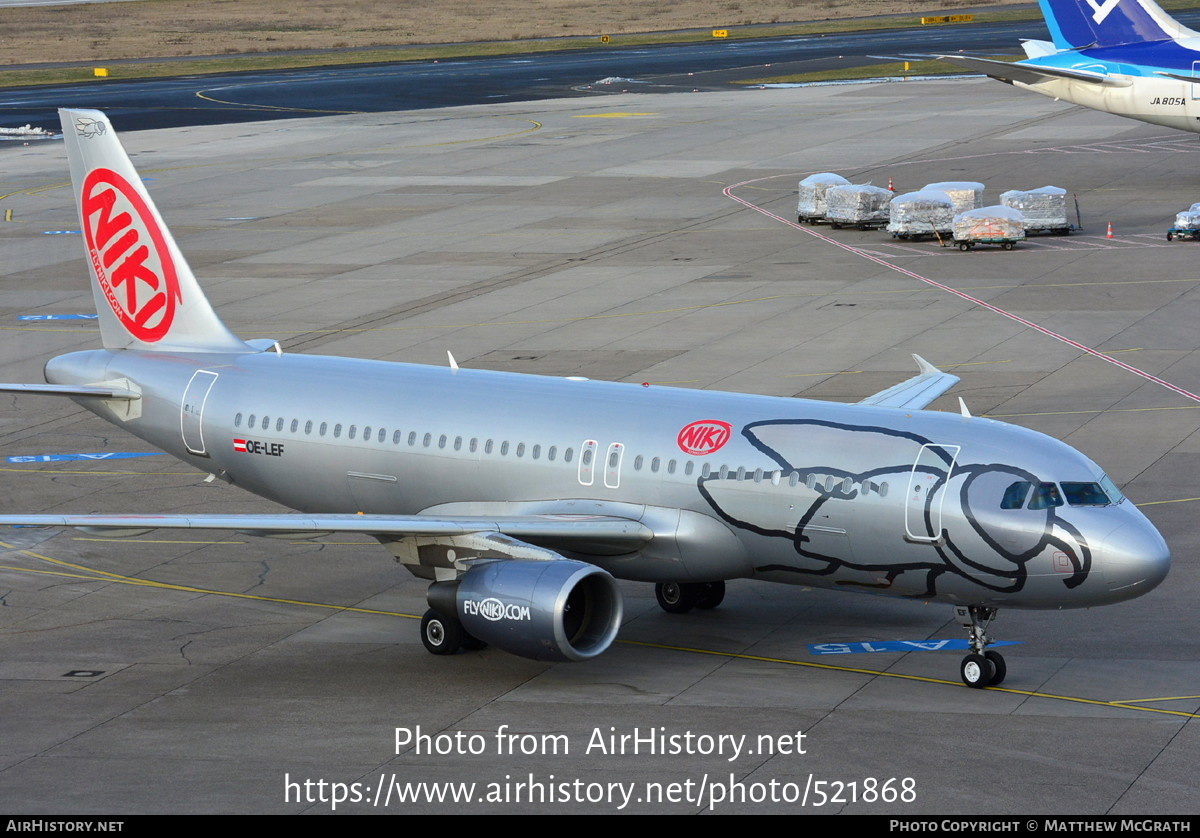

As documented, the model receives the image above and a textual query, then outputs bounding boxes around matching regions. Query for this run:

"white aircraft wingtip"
[447,350,459,373]
[912,353,941,376]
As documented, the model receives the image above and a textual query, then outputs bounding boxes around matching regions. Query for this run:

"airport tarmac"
[0,79,1198,815]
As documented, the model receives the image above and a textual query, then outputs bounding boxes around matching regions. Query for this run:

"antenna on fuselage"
[447,350,459,373]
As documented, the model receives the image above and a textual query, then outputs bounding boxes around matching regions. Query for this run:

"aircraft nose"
[1102,520,1170,596]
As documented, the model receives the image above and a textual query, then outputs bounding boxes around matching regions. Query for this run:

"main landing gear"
[420,608,487,655]
[654,581,726,613]
[956,605,1006,688]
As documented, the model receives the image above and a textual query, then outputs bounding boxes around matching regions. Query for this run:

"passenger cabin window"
[234,413,243,427]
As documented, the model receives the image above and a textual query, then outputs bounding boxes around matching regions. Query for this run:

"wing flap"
[857,354,959,410]
[0,383,140,400]
[0,512,653,544]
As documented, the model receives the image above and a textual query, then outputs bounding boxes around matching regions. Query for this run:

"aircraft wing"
[933,55,1131,87]
[0,383,140,400]
[0,512,652,548]
[857,354,959,410]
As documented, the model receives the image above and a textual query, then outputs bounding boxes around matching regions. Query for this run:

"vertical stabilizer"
[60,108,248,353]
[1038,0,1198,50]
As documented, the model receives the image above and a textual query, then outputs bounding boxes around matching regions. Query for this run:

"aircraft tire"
[695,581,726,610]
[960,653,995,689]
[421,608,463,655]
[655,581,699,614]
[984,650,1007,686]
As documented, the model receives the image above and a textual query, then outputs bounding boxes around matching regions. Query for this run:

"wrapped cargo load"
[887,190,954,239]
[825,184,893,229]
[922,181,985,215]
[953,205,1025,250]
[1167,202,1200,239]
[1173,209,1200,230]
[797,172,851,222]
[1000,186,1069,233]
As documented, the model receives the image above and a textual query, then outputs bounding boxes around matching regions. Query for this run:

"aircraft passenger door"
[1192,61,1200,100]
[603,442,624,489]
[904,443,960,543]
[180,370,219,457]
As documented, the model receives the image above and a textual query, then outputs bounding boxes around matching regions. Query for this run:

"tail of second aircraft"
[1038,0,1198,50]
[61,108,248,354]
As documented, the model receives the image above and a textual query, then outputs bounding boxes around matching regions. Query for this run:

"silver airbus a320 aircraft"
[0,110,1171,688]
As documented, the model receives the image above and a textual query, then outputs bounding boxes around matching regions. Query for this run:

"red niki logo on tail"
[81,167,181,343]
[677,420,732,455]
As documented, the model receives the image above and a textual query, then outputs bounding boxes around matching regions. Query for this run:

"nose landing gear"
[956,605,1006,688]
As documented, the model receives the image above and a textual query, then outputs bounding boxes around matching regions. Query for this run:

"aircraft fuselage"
[47,347,1170,612]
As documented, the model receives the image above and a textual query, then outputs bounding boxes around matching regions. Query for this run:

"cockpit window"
[1001,481,1031,509]
[1027,482,1064,510]
[1100,474,1126,505]
[1061,482,1112,506]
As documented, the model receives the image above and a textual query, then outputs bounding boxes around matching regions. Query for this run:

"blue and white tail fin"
[61,108,249,353]
[1039,0,1198,50]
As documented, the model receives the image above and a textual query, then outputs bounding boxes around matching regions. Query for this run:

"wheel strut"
[955,605,1005,688]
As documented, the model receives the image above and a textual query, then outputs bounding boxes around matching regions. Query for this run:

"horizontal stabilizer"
[0,511,653,544]
[1154,70,1200,84]
[0,383,140,400]
[857,354,959,410]
[932,55,1131,87]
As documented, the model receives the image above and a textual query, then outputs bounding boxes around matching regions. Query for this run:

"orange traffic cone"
[1106,222,1114,239]
[887,177,895,192]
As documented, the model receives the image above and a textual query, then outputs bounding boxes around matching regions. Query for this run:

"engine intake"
[430,560,622,662]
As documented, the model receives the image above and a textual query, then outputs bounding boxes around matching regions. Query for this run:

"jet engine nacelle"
[431,559,623,662]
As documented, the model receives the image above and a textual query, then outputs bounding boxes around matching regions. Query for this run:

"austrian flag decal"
[233,439,248,453]
[677,420,733,456]
[81,167,181,343]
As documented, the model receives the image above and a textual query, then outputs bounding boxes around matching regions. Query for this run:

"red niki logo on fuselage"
[81,167,181,343]
[677,420,733,455]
